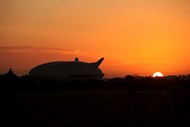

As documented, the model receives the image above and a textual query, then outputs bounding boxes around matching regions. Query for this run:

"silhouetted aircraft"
[29,58,104,81]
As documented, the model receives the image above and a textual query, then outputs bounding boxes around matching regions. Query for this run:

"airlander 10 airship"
[29,58,104,81]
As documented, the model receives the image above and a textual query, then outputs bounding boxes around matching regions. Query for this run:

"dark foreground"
[2,76,190,126]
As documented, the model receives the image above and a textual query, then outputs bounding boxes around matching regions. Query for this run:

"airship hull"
[29,58,104,81]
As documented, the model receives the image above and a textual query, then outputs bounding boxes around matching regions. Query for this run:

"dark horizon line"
[1,68,190,79]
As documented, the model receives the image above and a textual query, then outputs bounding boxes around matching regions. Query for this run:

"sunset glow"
[0,0,190,77]
[152,72,164,78]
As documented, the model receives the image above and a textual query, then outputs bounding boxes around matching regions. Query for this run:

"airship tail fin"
[90,58,104,67]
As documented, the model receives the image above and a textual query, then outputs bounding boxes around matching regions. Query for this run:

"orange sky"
[0,0,190,78]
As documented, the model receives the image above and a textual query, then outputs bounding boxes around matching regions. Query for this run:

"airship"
[29,58,104,81]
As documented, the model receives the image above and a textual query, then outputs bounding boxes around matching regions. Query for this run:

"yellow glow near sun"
[152,72,164,77]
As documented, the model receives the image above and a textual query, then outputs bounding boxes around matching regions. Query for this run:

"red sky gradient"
[0,0,190,78]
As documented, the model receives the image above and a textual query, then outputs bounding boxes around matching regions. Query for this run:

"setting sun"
[152,72,164,77]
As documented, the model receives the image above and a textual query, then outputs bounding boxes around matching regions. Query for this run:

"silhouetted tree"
[124,75,135,81]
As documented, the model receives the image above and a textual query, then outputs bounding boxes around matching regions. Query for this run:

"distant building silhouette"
[0,68,19,80]
[7,68,13,74]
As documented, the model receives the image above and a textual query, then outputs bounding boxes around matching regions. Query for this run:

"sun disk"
[152,72,164,77]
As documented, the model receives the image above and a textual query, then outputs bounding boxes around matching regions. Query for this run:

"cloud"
[0,46,80,54]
